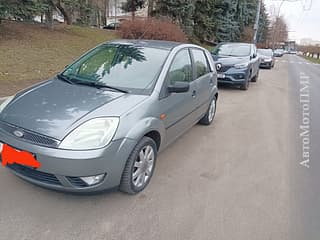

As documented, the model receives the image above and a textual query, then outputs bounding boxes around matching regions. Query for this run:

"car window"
[212,44,251,57]
[168,49,192,85]
[258,49,273,56]
[191,49,210,78]
[62,44,169,94]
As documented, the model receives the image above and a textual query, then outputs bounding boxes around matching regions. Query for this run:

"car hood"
[260,55,272,60]
[212,55,250,65]
[0,78,147,140]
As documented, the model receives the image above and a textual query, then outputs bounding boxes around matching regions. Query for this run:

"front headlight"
[59,117,119,150]
[234,62,249,69]
[0,96,15,113]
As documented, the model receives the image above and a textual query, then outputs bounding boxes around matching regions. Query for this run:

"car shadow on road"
[218,83,243,91]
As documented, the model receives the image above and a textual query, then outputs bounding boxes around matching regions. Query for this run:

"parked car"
[288,50,297,55]
[103,22,120,30]
[257,48,275,69]
[0,40,218,194]
[211,42,260,90]
[274,49,284,57]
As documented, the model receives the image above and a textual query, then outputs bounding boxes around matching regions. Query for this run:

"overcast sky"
[264,0,319,42]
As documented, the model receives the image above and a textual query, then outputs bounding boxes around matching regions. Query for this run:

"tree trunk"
[45,5,54,29]
[56,0,72,25]
[103,0,109,26]
[132,10,135,20]
[131,0,135,20]
[148,0,154,17]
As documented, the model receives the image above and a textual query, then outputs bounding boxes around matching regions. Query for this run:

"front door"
[159,48,198,146]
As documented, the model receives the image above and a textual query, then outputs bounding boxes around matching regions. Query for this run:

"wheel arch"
[123,117,165,151]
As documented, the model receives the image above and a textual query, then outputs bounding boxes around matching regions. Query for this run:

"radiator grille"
[0,121,59,147]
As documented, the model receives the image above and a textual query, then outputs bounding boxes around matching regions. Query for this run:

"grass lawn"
[302,55,320,64]
[0,21,117,96]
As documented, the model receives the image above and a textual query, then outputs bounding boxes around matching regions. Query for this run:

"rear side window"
[168,49,192,84]
[191,49,210,78]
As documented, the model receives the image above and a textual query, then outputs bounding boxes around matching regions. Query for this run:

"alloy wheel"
[132,145,155,188]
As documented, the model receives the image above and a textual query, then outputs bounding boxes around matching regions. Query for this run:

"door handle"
[192,90,197,98]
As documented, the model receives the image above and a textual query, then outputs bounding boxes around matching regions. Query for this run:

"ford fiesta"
[0,40,218,194]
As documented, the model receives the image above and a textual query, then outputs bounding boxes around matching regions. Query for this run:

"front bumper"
[0,130,137,193]
[217,68,249,86]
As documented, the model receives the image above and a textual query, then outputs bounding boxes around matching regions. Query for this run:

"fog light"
[80,174,106,186]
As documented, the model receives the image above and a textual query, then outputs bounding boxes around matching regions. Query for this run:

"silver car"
[0,40,218,194]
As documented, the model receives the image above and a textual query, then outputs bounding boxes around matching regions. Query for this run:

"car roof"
[107,39,183,51]
[219,42,252,46]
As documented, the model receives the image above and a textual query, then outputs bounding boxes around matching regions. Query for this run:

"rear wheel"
[199,97,217,125]
[120,137,157,194]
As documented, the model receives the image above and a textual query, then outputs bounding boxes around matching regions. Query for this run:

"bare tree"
[51,0,72,24]
[270,16,288,49]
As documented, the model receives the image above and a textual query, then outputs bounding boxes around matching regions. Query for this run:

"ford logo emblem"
[13,130,24,138]
[216,63,222,71]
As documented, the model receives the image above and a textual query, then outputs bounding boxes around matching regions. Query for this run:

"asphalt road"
[286,55,320,240]
[0,56,317,239]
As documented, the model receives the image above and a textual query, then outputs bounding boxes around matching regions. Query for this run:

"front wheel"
[199,97,217,125]
[251,70,259,82]
[120,137,157,194]
[240,78,249,90]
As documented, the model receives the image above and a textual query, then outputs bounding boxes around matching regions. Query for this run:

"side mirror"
[168,81,190,93]
[252,53,257,59]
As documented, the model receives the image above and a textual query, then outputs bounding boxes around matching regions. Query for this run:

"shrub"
[118,18,187,42]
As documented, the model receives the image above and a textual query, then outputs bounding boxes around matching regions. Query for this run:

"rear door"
[190,48,214,118]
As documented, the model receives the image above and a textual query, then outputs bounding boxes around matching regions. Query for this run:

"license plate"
[0,144,40,168]
[217,73,225,79]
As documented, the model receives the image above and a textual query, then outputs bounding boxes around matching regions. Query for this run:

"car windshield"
[61,44,169,94]
[213,44,251,57]
[258,49,273,56]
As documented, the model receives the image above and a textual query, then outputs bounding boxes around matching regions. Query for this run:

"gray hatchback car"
[0,40,218,194]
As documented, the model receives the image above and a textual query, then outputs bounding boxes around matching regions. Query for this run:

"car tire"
[240,78,250,90]
[251,70,259,82]
[119,137,157,194]
[199,96,217,125]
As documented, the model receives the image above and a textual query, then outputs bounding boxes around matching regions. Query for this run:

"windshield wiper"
[75,81,128,93]
[57,74,75,85]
